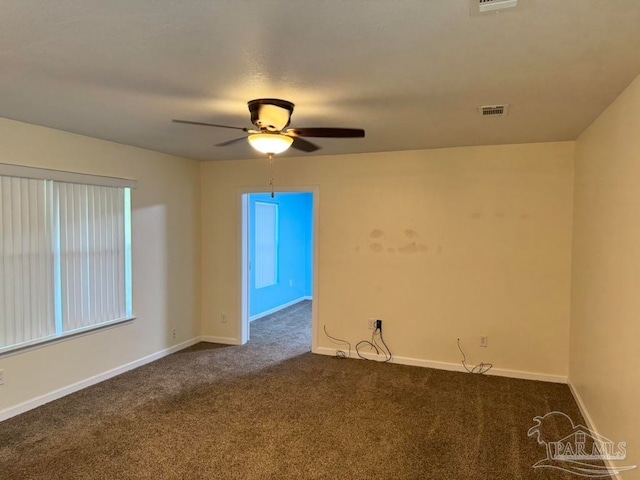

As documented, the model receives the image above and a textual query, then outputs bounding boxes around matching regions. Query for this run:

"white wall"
[570,74,640,471]
[0,118,201,414]
[201,142,574,379]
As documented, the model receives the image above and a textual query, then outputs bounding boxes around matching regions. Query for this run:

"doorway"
[239,188,319,350]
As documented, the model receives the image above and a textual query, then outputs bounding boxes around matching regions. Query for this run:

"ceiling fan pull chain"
[268,153,275,198]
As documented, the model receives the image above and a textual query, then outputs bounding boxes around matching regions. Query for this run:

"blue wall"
[249,192,313,319]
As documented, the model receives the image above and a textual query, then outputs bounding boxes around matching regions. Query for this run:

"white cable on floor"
[457,338,493,374]
[323,325,351,358]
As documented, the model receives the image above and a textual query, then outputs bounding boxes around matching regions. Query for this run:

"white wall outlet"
[0,370,4,386]
[172,329,176,340]
[221,313,228,324]
[480,335,488,347]
[368,318,376,330]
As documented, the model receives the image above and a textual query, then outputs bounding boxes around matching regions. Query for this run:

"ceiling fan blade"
[172,119,248,131]
[291,137,320,152]
[289,127,365,138]
[215,136,248,147]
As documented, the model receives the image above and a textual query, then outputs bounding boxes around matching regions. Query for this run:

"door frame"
[238,186,319,351]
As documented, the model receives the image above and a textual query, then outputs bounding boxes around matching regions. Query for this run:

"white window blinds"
[254,202,278,289]
[0,164,134,354]
[0,177,56,348]
[57,183,129,331]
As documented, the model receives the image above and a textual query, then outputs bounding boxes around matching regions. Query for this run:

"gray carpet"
[0,300,606,479]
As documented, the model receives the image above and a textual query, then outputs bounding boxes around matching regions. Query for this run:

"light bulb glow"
[247,133,293,154]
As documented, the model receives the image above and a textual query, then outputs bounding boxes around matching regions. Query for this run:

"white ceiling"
[2,1,640,161]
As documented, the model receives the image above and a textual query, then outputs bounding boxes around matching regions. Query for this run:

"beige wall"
[0,118,201,413]
[201,142,574,377]
[571,74,640,469]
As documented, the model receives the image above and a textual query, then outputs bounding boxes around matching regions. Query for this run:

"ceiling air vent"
[478,105,509,117]
[469,0,524,16]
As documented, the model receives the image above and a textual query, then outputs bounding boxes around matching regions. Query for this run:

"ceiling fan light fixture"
[247,133,293,155]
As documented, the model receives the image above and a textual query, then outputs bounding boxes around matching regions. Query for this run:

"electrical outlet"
[221,313,228,324]
[172,329,176,340]
[367,318,376,330]
[0,370,4,386]
[289,279,294,287]
[376,319,383,330]
[480,335,488,347]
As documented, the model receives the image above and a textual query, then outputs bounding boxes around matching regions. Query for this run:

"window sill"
[0,316,137,359]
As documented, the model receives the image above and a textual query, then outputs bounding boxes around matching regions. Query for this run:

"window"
[0,164,135,354]
[254,202,278,288]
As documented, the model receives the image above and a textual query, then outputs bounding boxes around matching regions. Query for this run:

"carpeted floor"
[0,300,607,479]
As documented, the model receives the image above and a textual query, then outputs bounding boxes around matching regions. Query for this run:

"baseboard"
[313,347,567,384]
[567,379,598,433]
[0,337,201,422]
[567,379,624,480]
[249,296,310,322]
[200,335,241,345]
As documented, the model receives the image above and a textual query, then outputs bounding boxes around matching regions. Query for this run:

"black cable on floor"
[356,327,392,362]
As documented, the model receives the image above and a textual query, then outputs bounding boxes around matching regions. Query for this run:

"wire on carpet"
[356,326,392,363]
[457,338,493,374]
[323,325,351,358]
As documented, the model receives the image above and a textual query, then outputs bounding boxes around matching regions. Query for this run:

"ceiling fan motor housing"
[248,98,295,131]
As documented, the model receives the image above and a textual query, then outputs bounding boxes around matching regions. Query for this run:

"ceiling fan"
[172,98,365,156]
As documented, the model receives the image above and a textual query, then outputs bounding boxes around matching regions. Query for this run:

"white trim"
[0,162,137,189]
[313,347,567,384]
[239,194,250,345]
[567,380,598,435]
[201,336,242,346]
[0,337,200,422]
[310,189,319,354]
[249,296,310,321]
[567,379,624,480]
